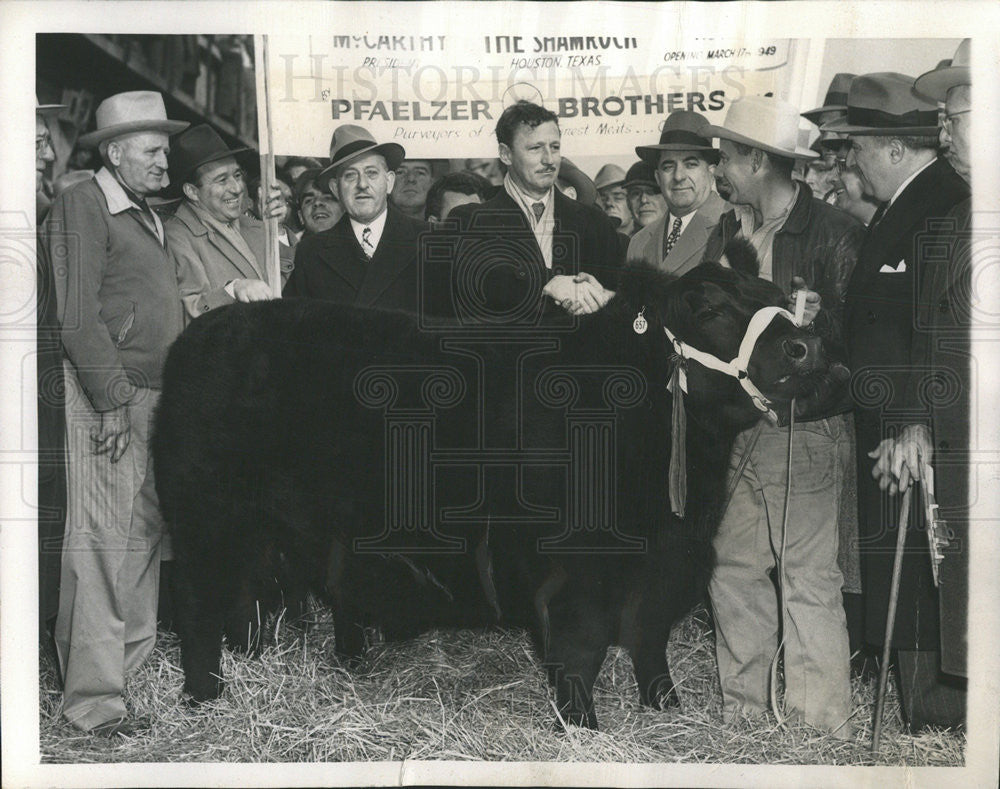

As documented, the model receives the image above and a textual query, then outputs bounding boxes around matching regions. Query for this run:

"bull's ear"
[722,239,760,278]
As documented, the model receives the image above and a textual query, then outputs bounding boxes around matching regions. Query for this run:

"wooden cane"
[871,484,913,752]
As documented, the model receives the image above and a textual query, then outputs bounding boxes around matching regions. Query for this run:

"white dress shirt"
[349,208,389,257]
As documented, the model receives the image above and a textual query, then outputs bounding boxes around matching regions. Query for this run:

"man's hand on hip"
[92,404,131,463]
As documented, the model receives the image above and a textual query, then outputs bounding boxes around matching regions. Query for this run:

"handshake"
[544,271,615,315]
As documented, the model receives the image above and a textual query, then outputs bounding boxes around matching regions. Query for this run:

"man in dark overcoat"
[439,100,621,325]
[283,125,425,313]
[825,70,970,730]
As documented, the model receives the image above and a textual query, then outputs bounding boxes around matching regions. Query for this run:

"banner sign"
[269,21,798,159]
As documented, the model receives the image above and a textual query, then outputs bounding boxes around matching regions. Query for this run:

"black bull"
[153,248,848,730]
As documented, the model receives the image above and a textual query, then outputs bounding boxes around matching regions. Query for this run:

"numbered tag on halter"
[633,307,648,335]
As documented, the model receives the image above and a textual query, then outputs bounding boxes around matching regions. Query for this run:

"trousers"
[709,413,853,734]
[54,363,164,731]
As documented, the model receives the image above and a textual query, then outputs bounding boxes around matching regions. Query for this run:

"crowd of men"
[35,39,972,740]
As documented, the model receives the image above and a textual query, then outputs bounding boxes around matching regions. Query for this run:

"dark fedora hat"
[316,124,405,193]
[169,124,250,186]
[801,73,856,124]
[622,160,660,193]
[820,72,940,136]
[636,110,718,165]
[557,157,598,206]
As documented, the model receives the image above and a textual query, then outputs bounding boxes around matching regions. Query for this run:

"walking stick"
[871,485,913,752]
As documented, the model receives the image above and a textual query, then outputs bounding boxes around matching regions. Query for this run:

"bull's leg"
[633,639,680,710]
[175,556,226,703]
[541,585,611,730]
[223,572,261,654]
[332,606,367,665]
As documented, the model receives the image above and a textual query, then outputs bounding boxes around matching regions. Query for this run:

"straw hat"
[704,96,818,159]
[78,91,188,148]
[914,39,971,102]
[820,73,939,136]
[316,124,405,193]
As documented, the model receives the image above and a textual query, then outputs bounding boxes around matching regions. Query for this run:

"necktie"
[662,216,683,259]
[531,201,545,224]
[362,226,374,258]
[869,202,888,228]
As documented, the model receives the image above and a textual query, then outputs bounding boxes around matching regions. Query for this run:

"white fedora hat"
[914,39,971,102]
[78,91,188,148]
[705,96,818,160]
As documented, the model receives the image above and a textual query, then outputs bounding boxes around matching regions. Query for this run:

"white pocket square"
[879,260,907,273]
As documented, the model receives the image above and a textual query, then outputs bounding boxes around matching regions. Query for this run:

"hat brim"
[913,66,971,102]
[595,178,625,191]
[315,142,406,193]
[622,180,660,193]
[176,146,253,186]
[36,103,66,116]
[703,125,819,160]
[635,143,719,165]
[78,119,191,148]
[801,105,847,124]
[819,117,940,136]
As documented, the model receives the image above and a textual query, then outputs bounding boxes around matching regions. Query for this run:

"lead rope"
[769,399,795,731]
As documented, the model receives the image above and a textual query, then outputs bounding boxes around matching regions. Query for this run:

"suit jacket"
[439,187,622,324]
[626,191,728,276]
[165,201,296,320]
[843,157,969,653]
[284,207,426,313]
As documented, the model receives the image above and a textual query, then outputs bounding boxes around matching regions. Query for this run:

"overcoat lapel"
[355,209,416,306]
[317,215,367,292]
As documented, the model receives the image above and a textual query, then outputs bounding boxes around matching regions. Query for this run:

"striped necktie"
[362,226,374,258]
[662,216,683,259]
[531,202,545,224]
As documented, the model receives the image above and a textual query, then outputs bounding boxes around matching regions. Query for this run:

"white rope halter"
[663,305,797,421]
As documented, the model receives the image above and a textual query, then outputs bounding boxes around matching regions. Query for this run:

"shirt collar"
[888,157,937,208]
[349,206,388,241]
[666,211,696,234]
[190,200,241,234]
[94,167,145,216]
[504,173,554,217]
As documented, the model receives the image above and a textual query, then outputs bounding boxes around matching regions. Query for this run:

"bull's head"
[615,240,850,424]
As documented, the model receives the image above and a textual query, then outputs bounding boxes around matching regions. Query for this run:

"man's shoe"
[90,716,151,738]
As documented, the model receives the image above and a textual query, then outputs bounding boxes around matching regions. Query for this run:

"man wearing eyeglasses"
[166,125,292,319]
[863,43,973,731]
[824,69,970,732]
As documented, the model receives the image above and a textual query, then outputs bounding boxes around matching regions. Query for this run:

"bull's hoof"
[656,685,681,710]
[641,677,681,710]
[182,679,224,706]
[553,710,598,731]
